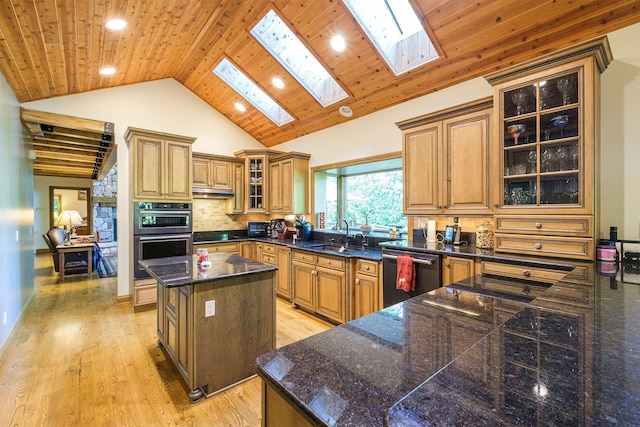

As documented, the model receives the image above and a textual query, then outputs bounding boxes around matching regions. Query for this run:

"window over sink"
[313,154,406,233]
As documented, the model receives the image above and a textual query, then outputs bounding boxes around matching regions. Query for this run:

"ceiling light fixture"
[272,77,285,89]
[105,19,127,30]
[234,102,247,112]
[331,35,346,52]
[99,67,116,75]
[339,106,353,117]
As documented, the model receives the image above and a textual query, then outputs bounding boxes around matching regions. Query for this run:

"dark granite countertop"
[255,262,640,426]
[139,253,277,287]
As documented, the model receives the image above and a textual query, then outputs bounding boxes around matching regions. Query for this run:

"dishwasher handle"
[382,254,433,265]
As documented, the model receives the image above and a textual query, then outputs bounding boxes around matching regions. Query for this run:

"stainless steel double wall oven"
[133,202,193,279]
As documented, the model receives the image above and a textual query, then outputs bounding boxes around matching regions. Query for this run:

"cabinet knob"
[355,278,360,285]
[534,243,542,249]
[365,266,370,271]
[522,270,531,277]
[535,223,542,229]
[494,203,499,208]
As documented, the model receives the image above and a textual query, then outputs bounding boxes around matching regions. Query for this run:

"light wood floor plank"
[0,254,331,426]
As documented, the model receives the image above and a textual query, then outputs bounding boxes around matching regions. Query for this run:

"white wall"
[0,72,35,350]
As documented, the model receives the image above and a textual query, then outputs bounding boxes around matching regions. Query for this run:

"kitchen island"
[255,261,640,426]
[140,252,277,403]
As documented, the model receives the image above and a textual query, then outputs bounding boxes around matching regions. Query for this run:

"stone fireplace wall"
[93,165,117,255]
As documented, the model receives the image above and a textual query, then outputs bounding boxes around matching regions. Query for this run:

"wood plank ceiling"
[1,0,639,150]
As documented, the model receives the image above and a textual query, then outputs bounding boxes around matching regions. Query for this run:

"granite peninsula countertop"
[255,262,640,426]
[139,253,277,287]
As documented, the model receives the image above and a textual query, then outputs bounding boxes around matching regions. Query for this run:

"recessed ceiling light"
[105,19,127,30]
[99,67,116,75]
[339,106,353,117]
[272,77,284,89]
[330,35,346,52]
[234,102,246,112]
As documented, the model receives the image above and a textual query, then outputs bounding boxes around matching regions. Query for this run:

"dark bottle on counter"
[610,226,618,242]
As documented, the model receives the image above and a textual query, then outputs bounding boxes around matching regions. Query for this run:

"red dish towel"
[396,255,415,292]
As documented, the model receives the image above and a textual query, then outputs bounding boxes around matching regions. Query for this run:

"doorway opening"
[49,186,92,234]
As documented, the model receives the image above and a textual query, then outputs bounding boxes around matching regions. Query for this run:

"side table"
[56,242,95,280]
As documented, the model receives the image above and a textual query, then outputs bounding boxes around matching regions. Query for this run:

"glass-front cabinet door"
[247,156,266,212]
[493,60,594,215]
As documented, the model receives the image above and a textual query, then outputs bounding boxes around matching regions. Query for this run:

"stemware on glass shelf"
[571,143,579,169]
[556,146,569,171]
[506,123,527,145]
[511,88,529,115]
[539,82,555,110]
[527,148,537,174]
[556,75,575,105]
[565,178,579,203]
[552,180,565,203]
[551,114,570,139]
[541,148,553,172]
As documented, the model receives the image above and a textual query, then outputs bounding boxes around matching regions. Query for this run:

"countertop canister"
[475,221,494,249]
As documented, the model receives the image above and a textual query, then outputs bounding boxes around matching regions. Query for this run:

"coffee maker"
[269,218,286,238]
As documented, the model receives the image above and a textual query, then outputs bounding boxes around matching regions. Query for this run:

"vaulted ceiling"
[1,0,639,148]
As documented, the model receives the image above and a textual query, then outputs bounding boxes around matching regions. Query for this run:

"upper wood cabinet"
[226,161,244,214]
[269,152,310,215]
[126,127,195,201]
[484,36,612,260]
[192,153,237,191]
[399,99,493,216]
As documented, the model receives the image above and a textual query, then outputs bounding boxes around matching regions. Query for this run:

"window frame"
[311,151,403,230]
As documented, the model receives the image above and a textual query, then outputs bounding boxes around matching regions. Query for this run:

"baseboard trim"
[0,292,35,366]
[116,295,130,305]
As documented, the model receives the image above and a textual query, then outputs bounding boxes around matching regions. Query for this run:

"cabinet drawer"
[209,242,240,253]
[292,250,316,264]
[356,259,379,276]
[316,255,345,271]
[494,234,593,260]
[495,215,592,237]
[481,260,567,284]
[262,244,277,254]
[134,283,157,306]
[262,254,276,265]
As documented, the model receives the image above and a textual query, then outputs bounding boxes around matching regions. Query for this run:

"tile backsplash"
[192,198,272,232]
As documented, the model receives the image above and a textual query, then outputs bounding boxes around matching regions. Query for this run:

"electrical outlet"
[417,217,427,229]
[205,300,216,317]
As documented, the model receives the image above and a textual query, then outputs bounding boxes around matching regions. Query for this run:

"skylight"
[343,0,439,75]
[213,58,294,127]
[251,9,348,108]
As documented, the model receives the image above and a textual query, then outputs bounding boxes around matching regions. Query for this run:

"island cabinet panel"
[400,99,493,216]
[291,249,349,324]
[263,382,315,427]
[156,270,276,403]
[126,127,195,201]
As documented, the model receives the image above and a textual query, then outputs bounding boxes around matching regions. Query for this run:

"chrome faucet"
[336,218,350,246]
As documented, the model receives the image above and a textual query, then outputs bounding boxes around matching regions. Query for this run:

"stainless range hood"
[192,187,234,198]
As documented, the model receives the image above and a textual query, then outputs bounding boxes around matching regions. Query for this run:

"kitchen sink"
[310,244,359,253]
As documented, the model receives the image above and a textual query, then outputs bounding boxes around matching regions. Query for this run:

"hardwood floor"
[0,254,332,426]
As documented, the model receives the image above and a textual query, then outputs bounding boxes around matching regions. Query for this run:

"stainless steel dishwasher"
[381,247,441,307]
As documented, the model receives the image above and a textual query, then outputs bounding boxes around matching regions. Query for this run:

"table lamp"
[56,210,84,242]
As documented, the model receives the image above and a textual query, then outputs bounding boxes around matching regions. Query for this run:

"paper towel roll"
[427,220,436,243]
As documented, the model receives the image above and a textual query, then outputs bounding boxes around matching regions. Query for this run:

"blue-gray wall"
[0,73,35,352]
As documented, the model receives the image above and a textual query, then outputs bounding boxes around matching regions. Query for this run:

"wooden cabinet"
[485,37,612,260]
[240,241,255,260]
[226,161,244,214]
[259,243,291,300]
[194,241,240,255]
[354,259,380,319]
[126,127,195,201]
[157,269,276,403]
[291,249,348,324]
[442,256,475,287]
[269,153,310,214]
[244,154,268,212]
[192,153,235,191]
[399,99,493,216]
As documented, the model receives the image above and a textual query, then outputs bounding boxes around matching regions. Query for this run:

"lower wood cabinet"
[354,259,380,319]
[260,243,291,300]
[194,241,240,255]
[291,249,347,324]
[131,277,157,312]
[442,255,475,287]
